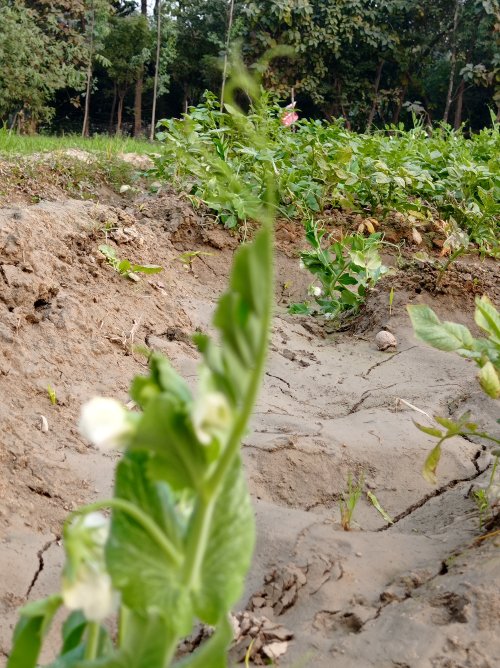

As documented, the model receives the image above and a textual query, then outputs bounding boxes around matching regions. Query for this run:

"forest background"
[0,0,499,136]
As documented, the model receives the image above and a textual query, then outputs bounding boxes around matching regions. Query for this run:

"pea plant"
[407,295,500,485]
[290,219,389,321]
[8,61,276,668]
[98,244,163,282]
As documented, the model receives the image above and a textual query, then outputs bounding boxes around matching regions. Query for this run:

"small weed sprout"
[473,453,500,529]
[98,244,163,282]
[339,472,365,531]
[47,385,57,406]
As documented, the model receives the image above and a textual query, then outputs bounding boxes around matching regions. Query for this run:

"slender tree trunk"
[116,92,125,135]
[220,0,235,109]
[443,0,461,124]
[134,0,148,137]
[82,4,96,137]
[109,83,117,133]
[366,60,384,131]
[134,75,143,136]
[393,80,409,125]
[150,0,162,140]
[453,79,465,129]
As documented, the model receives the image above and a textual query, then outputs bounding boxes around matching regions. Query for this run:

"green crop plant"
[290,220,389,322]
[8,58,278,668]
[408,296,500,487]
[153,98,499,255]
[98,244,163,282]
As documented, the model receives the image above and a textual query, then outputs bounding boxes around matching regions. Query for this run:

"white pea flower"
[308,285,323,297]
[299,259,305,271]
[79,397,132,450]
[62,512,116,622]
[324,312,334,320]
[192,391,232,445]
[63,568,115,622]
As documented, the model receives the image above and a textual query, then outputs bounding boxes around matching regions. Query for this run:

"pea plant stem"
[84,622,100,661]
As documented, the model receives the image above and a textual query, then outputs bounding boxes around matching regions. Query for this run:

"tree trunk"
[220,0,235,109]
[443,0,460,124]
[393,80,409,125]
[366,60,384,131]
[134,73,143,136]
[453,80,465,129]
[82,4,96,138]
[150,0,162,140]
[116,92,125,135]
[109,83,117,134]
[133,0,148,137]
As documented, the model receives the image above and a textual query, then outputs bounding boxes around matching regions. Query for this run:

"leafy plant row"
[153,92,499,253]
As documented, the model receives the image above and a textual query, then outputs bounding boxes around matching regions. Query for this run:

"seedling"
[47,385,57,406]
[175,250,214,272]
[339,472,365,530]
[99,244,163,282]
[473,454,499,529]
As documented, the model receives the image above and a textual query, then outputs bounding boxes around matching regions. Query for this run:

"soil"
[1,159,499,667]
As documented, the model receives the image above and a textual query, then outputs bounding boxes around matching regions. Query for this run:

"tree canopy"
[0,0,498,134]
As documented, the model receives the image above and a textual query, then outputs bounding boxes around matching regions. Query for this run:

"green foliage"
[0,3,84,128]
[98,244,163,281]
[154,97,500,252]
[290,222,388,320]
[408,296,500,397]
[408,296,500,484]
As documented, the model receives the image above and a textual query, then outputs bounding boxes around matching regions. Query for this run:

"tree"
[103,12,151,134]
[0,2,83,132]
[81,0,113,136]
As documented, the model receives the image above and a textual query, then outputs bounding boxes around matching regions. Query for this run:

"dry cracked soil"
[0,163,499,667]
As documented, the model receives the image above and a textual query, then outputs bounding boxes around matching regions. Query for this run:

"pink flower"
[282,111,299,127]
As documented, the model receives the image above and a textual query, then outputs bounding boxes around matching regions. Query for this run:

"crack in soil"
[265,372,291,389]
[25,536,60,599]
[361,346,417,379]
[378,461,489,531]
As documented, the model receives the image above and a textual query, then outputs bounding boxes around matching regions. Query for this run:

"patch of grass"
[0,128,155,157]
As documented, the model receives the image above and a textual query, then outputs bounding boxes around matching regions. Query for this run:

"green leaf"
[173,616,233,668]
[478,361,500,399]
[407,305,473,351]
[61,611,86,653]
[433,415,461,433]
[192,460,255,625]
[7,595,62,668]
[366,491,393,524]
[106,452,191,635]
[130,264,164,275]
[130,394,205,490]
[118,259,132,274]
[422,443,442,485]
[199,226,272,407]
[99,244,117,260]
[414,422,443,438]
[475,295,500,345]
